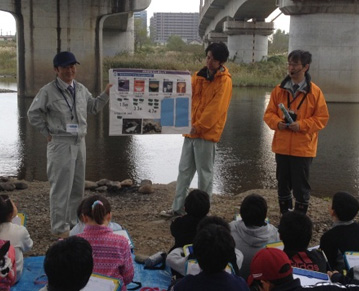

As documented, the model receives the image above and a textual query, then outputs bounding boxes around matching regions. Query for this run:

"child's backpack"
[0,240,16,290]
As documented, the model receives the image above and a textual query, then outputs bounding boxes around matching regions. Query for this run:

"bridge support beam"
[223,21,274,63]
[0,0,150,97]
[278,0,359,102]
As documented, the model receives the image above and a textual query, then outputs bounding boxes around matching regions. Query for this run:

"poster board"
[109,69,192,136]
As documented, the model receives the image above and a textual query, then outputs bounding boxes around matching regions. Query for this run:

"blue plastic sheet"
[11,255,171,291]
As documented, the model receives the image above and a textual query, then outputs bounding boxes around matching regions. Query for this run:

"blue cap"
[53,51,80,67]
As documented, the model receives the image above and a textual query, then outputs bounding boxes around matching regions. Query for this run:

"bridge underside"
[0,0,150,97]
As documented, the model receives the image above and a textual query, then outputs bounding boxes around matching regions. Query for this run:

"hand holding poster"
[109,69,192,136]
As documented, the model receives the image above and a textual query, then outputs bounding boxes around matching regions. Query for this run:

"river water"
[1,80,358,198]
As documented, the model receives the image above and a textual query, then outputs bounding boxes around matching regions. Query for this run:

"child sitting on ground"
[70,198,122,236]
[166,216,243,279]
[169,189,210,251]
[40,236,93,291]
[229,193,279,280]
[170,224,248,291]
[320,191,359,272]
[279,211,327,273]
[0,195,33,282]
[76,195,134,290]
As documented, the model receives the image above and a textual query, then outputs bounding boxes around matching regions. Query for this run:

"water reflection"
[1,83,359,197]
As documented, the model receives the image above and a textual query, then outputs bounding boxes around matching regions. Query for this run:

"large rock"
[0,182,16,191]
[107,181,122,192]
[120,179,133,187]
[96,179,112,186]
[139,184,154,194]
[14,181,29,190]
[85,181,98,190]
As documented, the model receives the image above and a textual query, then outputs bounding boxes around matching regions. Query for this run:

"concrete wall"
[289,14,359,102]
[228,34,269,63]
[103,13,135,57]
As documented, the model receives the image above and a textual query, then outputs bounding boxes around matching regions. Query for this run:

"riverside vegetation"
[0,40,287,87]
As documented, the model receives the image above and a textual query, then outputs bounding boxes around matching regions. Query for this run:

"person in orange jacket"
[161,42,232,218]
[264,50,329,214]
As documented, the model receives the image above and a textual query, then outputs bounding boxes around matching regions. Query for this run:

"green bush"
[0,42,16,76]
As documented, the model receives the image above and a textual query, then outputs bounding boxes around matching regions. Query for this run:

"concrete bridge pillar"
[0,0,150,97]
[278,0,359,102]
[223,21,274,63]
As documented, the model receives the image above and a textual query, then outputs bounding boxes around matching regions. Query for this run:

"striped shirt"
[78,225,134,290]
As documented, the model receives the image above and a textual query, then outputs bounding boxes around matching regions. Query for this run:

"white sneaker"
[159,209,183,218]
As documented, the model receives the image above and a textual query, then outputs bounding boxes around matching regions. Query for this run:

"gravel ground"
[4,180,333,258]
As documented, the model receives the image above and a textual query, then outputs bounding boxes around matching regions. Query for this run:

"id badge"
[66,124,79,133]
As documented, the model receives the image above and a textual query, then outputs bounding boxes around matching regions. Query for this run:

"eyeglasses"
[287,62,302,68]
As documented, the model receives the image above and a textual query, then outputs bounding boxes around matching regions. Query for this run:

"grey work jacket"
[27,78,109,140]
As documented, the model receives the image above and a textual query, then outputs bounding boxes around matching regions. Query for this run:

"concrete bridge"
[0,0,150,97]
[200,0,359,102]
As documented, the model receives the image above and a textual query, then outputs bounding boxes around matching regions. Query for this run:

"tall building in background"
[150,13,201,44]
[134,10,147,30]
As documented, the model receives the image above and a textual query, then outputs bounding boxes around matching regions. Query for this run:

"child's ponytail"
[92,200,106,225]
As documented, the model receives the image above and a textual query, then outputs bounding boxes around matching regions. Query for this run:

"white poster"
[109,68,192,136]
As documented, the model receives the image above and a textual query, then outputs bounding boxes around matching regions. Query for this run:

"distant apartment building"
[150,12,201,44]
[134,10,147,30]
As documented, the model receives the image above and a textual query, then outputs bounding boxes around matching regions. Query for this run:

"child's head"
[197,215,230,232]
[279,211,312,251]
[331,191,359,222]
[193,223,235,274]
[240,193,267,227]
[0,195,17,223]
[44,236,93,291]
[184,189,210,218]
[81,195,111,225]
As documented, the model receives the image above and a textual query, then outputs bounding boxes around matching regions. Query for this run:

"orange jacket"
[264,76,329,157]
[184,66,232,143]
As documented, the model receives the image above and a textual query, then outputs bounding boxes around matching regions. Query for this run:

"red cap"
[248,248,292,285]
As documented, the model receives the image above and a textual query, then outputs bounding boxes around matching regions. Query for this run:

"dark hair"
[44,236,93,291]
[193,224,235,274]
[76,199,85,221]
[205,42,229,63]
[184,189,210,218]
[279,211,312,251]
[81,195,111,225]
[0,195,14,223]
[240,193,267,227]
[332,191,359,221]
[197,215,230,232]
[288,50,312,70]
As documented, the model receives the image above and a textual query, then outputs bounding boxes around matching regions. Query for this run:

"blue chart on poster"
[109,68,192,136]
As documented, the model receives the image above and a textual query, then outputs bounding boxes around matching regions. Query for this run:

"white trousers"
[172,137,216,213]
[47,137,86,234]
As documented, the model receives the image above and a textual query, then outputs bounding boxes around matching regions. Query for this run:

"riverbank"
[6,180,333,257]
[0,43,287,88]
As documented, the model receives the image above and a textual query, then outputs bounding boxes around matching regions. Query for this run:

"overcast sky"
[0,0,289,35]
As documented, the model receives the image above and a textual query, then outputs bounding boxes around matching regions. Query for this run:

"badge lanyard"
[55,79,76,120]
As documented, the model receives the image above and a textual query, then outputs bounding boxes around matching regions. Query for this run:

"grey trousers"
[172,137,216,213]
[47,137,86,234]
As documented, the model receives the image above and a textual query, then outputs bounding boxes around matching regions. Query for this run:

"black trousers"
[275,154,313,204]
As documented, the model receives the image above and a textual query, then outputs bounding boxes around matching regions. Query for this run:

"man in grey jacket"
[230,193,279,280]
[27,51,112,238]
